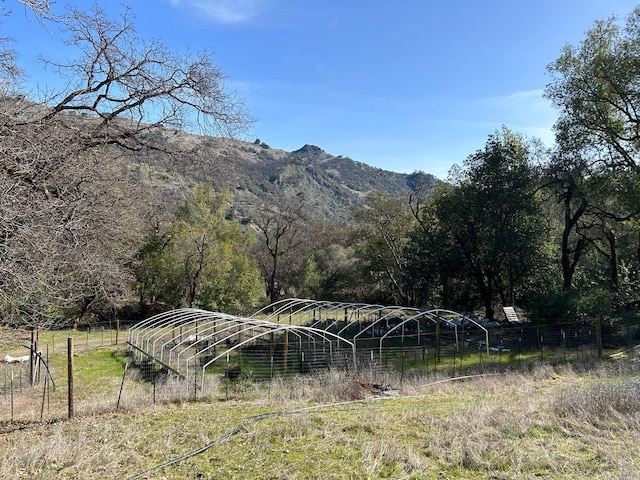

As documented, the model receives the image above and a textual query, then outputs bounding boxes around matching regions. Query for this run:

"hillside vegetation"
[128,133,435,222]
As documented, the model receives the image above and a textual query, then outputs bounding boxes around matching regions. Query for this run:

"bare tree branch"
[1,4,252,327]
[37,5,251,147]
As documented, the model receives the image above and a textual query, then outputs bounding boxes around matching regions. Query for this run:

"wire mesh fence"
[2,313,640,425]
[362,322,618,369]
[0,326,122,391]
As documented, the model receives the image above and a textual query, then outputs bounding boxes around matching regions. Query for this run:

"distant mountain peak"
[294,144,325,155]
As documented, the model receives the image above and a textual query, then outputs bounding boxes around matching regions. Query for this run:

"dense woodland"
[2,2,640,329]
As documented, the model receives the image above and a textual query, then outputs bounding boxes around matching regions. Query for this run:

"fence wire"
[2,316,640,424]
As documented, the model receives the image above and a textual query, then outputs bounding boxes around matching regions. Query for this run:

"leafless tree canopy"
[0,97,140,327]
[253,198,310,304]
[42,5,251,146]
[13,0,56,19]
[0,4,251,327]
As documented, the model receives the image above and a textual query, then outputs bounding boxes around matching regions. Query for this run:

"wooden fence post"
[30,329,35,387]
[67,337,74,419]
[595,314,603,357]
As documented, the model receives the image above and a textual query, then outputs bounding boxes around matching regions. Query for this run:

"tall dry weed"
[551,378,640,419]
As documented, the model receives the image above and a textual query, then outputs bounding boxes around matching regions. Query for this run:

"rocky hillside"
[127,131,437,222]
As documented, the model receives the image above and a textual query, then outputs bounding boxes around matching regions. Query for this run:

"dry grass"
[551,377,640,419]
[2,344,640,479]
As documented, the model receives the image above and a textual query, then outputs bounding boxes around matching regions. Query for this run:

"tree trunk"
[561,190,588,291]
[605,227,619,290]
[475,271,494,321]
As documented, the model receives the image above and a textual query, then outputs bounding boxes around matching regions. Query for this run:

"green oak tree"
[546,6,640,172]
[545,6,640,313]
[352,191,416,306]
[135,186,264,314]
[424,129,548,319]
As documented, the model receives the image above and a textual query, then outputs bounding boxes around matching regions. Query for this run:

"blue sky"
[4,0,640,178]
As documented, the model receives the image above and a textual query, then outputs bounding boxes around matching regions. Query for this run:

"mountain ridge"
[128,130,438,222]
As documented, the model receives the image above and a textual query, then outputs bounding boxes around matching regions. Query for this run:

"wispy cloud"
[475,89,558,144]
[168,0,265,24]
[478,89,551,112]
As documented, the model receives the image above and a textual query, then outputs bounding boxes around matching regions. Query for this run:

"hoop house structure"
[127,308,356,384]
[249,299,489,355]
[128,300,496,385]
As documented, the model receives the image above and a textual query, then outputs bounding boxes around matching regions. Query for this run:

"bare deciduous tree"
[0,4,251,327]
[0,97,142,327]
[253,198,309,304]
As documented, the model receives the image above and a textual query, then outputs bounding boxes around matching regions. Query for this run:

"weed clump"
[551,378,640,420]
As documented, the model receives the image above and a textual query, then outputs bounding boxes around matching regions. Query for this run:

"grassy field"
[1,328,640,479]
